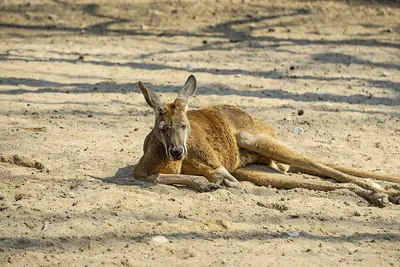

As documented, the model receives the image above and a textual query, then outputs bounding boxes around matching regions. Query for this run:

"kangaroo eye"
[159,121,167,130]
[181,124,187,129]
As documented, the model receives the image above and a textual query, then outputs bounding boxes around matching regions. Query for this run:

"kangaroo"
[133,75,400,207]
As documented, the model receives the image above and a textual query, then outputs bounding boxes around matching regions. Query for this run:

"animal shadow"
[91,164,153,188]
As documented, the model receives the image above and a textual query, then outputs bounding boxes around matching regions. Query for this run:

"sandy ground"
[0,0,399,266]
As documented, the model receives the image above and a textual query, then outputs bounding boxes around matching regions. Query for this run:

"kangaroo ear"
[175,75,197,108]
[138,81,164,112]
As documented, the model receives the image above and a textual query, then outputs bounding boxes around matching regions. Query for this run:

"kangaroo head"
[138,75,197,161]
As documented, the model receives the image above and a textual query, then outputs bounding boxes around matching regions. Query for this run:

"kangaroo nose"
[169,147,184,158]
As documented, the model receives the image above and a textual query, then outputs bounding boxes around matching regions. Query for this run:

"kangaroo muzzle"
[168,146,186,160]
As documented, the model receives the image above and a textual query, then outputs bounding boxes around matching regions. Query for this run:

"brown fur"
[133,75,400,207]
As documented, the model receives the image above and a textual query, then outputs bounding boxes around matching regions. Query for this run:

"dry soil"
[0,1,399,266]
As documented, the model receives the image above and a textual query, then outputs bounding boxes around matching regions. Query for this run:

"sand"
[0,0,399,266]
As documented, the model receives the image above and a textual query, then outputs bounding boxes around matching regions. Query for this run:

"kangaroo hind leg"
[236,131,395,206]
[233,165,390,207]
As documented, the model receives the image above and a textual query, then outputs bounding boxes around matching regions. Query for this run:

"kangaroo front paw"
[370,191,391,208]
[198,183,222,192]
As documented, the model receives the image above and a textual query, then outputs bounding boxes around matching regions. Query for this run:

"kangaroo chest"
[157,160,182,174]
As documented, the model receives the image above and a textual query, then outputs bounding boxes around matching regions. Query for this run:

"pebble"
[284,117,292,122]
[380,72,389,77]
[185,64,193,71]
[151,235,169,243]
[285,231,300,237]
[292,127,303,134]
[379,28,392,33]
[42,221,49,231]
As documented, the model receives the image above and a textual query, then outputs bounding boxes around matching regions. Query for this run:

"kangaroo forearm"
[155,174,206,188]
